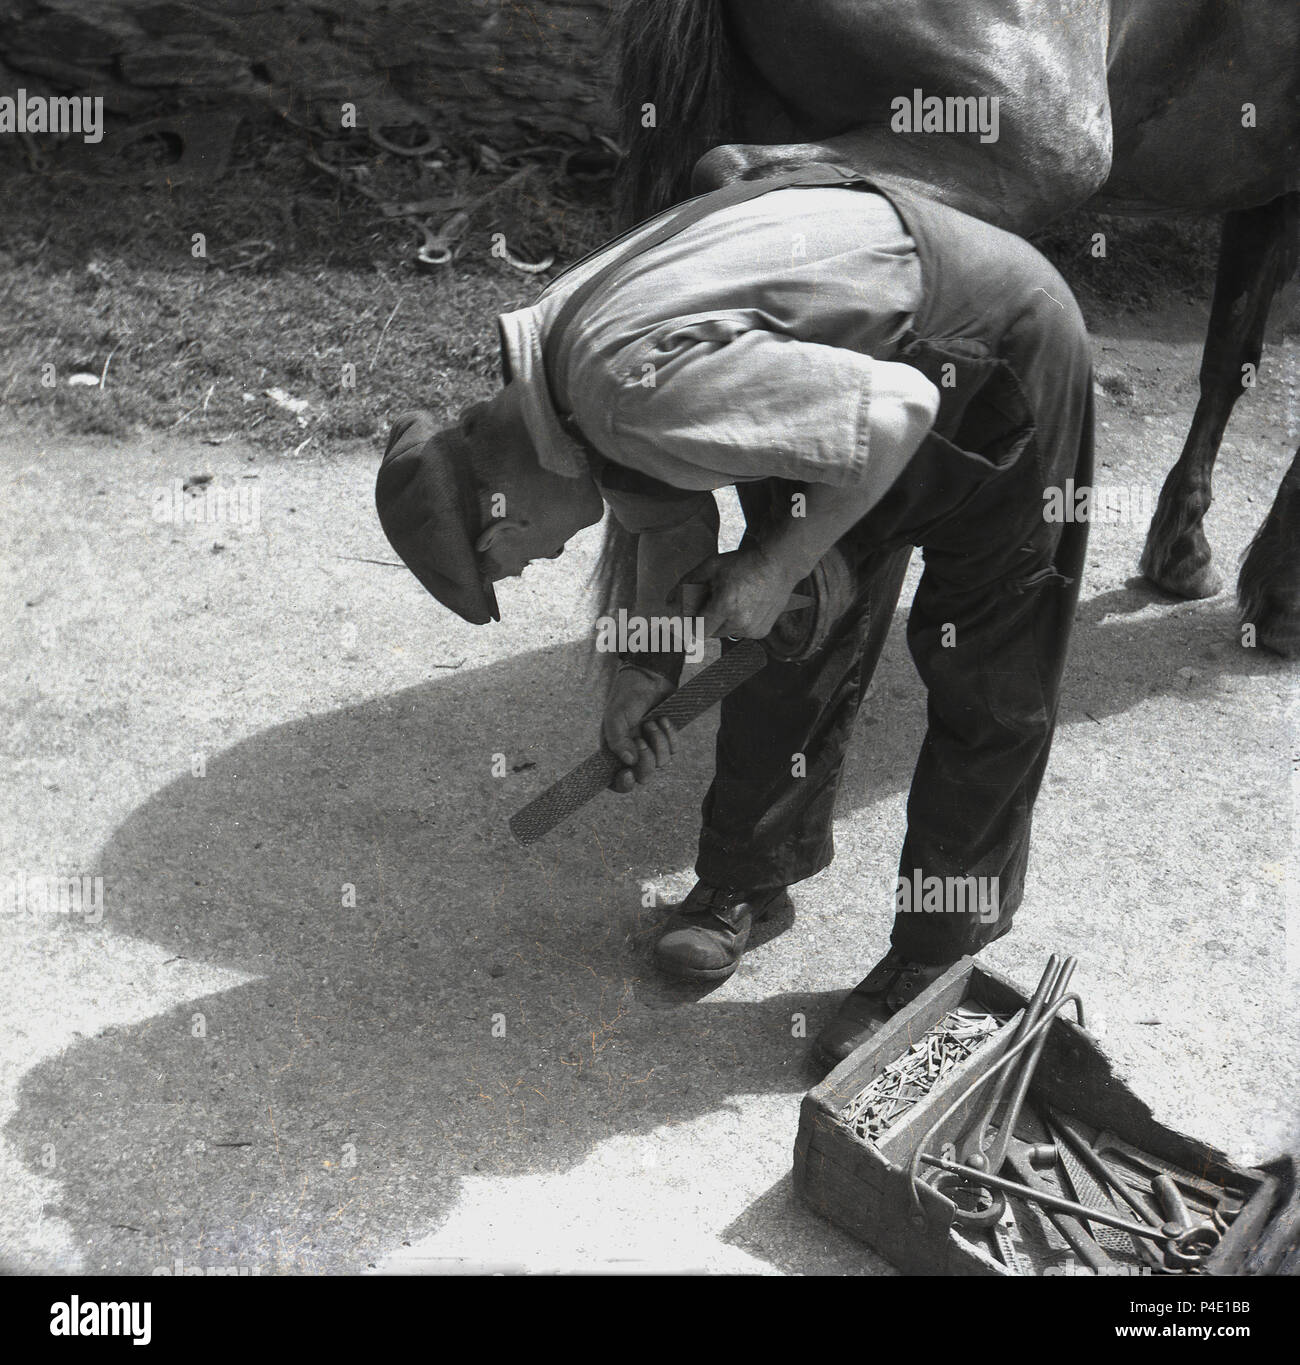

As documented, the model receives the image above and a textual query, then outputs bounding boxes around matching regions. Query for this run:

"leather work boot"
[653,882,792,982]
[814,948,954,1066]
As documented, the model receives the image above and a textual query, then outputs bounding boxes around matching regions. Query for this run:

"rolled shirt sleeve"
[568,308,940,501]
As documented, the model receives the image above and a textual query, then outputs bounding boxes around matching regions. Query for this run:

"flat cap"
[374,410,500,625]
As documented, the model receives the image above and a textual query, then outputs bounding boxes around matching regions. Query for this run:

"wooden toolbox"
[793,956,1296,1275]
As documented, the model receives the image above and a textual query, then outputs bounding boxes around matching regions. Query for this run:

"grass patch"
[0,106,1219,454]
[0,108,616,452]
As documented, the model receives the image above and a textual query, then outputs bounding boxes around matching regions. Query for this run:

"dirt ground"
[0,282,1295,1273]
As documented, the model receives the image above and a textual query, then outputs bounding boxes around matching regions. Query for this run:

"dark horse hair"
[1239,448,1300,650]
[588,0,735,653]
[613,0,735,224]
[1237,200,1300,653]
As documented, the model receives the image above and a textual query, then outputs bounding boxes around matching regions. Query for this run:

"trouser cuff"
[890,905,1018,964]
[695,829,833,895]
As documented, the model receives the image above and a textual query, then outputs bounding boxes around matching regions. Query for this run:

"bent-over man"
[375,161,1094,1066]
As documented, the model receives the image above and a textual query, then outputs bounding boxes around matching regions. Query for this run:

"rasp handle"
[509,639,767,846]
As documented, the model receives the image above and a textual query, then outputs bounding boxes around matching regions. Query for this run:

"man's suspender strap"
[540,162,867,419]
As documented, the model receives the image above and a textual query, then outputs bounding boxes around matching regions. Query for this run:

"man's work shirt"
[496,186,938,533]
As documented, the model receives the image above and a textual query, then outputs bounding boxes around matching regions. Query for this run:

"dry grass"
[0,107,1218,453]
[0,109,616,451]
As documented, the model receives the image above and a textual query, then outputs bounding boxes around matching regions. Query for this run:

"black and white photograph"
[0,0,1297,1330]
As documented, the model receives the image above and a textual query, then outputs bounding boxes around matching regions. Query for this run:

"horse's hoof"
[1139,550,1224,600]
[1243,607,1300,658]
[1252,623,1300,658]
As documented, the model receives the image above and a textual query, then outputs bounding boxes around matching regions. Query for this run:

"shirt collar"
[496,307,591,478]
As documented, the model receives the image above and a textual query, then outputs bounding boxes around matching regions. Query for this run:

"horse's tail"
[587,2,736,671]
[613,0,736,224]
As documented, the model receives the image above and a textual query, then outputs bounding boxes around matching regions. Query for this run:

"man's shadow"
[7,577,1286,1273]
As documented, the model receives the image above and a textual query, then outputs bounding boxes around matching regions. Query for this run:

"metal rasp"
[1044,1113,1143,1258]
[991,1197,1027,1275]
[509,638,768,845]
[1002,1142,1114,1273]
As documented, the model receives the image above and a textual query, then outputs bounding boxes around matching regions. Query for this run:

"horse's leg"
[1139,197,1293,600]
[1239,445,1300,657]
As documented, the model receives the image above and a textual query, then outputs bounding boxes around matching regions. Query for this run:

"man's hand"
[688,546,803,641]
[603,664,678,793]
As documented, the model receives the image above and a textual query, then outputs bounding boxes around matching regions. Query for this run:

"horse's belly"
[1102,0,1300,212]
[730,0,1114,223]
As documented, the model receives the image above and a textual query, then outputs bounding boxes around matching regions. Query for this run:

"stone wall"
[0,1,617,140]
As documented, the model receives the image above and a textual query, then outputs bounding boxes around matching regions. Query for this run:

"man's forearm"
[760,367,937,581]
[758,481,892,584]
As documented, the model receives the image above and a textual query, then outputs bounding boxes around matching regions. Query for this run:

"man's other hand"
[603,665,678,793]
[691,547,802,641]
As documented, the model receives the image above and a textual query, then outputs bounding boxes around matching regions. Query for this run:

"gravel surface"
[0,302,1295,1275]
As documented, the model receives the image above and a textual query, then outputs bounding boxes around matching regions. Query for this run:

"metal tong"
[926,956,1077,1228]
[920,1150,1225,1266]
[961,956,1075,1176]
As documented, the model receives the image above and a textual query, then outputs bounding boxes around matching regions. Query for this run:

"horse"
[607,0,1300,655]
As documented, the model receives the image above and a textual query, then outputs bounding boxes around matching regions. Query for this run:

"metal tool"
[922,1152,1165,1239]
[1003,1136,1114,1273]
[907,987,1085,1221]
[1048,1108,1164,1228]
[1153,1173,1196,1229]
[1044,1111,1148,1260]
[961,957,1074,1178]
[1094,1129,1244,1210]
[1152,1173,1222,1269]
[990,1190,1027,1274]
[921,1152,1219,1267]
[937,956,1075,1228]
[509,639,770,844]
[955,957,1055,1179]
[1049,1108,1221,1270]
[510,590,813,846]
[1095,1139,1242,1234]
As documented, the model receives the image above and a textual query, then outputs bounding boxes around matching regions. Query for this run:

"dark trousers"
[695,231,1094,964]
